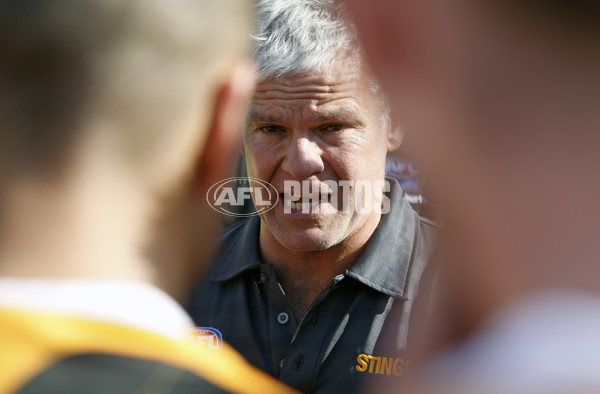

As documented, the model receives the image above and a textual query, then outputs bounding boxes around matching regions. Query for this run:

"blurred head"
[344,0,600,326]
[0,0,255,298]
[245,0,401,253]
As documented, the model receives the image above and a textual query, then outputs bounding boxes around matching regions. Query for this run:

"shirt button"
[279,358,285,369]
[277,312,289,325]
[259,272,268,283]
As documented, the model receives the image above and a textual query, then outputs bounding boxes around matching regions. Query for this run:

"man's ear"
[195,62,256,193]
[387,125,404,151]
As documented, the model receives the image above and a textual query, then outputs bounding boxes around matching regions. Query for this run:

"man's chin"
[275,232,340,252]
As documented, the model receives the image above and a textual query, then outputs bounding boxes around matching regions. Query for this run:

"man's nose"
[281,136,325,180]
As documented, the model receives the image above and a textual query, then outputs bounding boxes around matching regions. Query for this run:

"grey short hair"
[253,0,390,129]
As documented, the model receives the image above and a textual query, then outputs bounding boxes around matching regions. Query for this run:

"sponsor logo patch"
[189,327,223,351]
[355,353,411,376]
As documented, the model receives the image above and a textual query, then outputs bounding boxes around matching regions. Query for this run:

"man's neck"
[259,213,381,320]
[0,175,159,289]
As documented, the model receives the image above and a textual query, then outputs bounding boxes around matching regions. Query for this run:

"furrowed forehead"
[253,60,363,101]
[253,80,359,101]
[247,104,362,125]
[246,55,383,128]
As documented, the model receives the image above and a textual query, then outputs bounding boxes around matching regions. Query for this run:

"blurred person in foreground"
[187,0,438,392]
[0,0,296,393]
[343,0,600,393]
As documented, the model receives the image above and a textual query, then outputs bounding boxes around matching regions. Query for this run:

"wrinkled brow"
[247,108,362,128]
[246,111,281,128]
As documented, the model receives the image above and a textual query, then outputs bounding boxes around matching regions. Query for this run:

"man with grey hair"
[0,0,296,392]
[188,0,437,392]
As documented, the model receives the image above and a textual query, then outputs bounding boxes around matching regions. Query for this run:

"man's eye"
[322,124,344,133]
[259,125,284,133]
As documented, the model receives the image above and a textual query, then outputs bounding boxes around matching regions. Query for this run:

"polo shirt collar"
[345,178,417,299]
[209,214,263,281]
[210,178,418,299]
[0,278,194,340]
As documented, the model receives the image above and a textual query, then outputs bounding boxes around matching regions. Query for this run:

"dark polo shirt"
[187,179,437,393]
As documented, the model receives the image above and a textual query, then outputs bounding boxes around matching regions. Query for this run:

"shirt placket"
[277,274,345,393]
[260,265,297,376]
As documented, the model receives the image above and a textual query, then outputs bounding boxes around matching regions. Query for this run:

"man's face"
[245,54,391,252]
